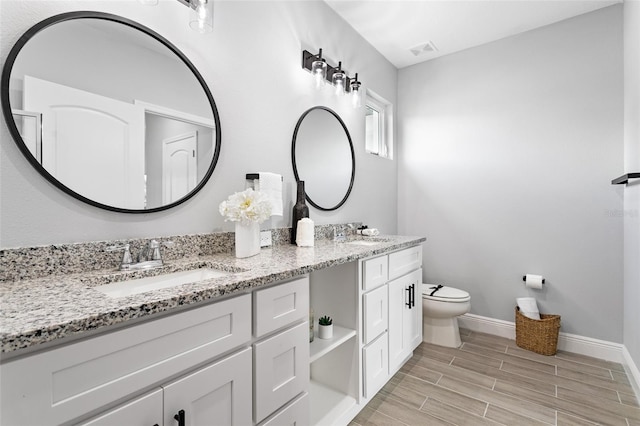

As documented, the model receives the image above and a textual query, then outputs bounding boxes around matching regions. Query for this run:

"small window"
[365,90,393,159]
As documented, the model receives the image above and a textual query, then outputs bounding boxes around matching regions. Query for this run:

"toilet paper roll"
[524,274,544,290]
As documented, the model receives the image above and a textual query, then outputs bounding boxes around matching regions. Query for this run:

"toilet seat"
[422,284,470,302]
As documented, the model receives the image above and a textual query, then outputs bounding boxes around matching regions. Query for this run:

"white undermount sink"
[95,268,231,298]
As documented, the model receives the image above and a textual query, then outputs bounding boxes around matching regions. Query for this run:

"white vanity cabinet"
[0,277,310,426]
[360,245,423,399]
[306,244,423,426]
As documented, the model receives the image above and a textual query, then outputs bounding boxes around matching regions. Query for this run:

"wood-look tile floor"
[351,329,640,426]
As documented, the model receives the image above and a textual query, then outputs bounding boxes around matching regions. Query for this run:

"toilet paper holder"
[522,275,545,284]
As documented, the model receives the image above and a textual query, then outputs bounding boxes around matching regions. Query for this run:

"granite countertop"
[0,235,425,355]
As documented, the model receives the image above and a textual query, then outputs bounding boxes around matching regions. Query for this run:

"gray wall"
[397,6,624,341]
[0,0,398,248]
[623,1,640,372]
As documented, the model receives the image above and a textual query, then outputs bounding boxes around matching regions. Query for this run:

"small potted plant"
[318,315,333,340]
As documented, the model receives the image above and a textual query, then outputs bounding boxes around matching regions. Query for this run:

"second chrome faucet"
[107,239,173,271]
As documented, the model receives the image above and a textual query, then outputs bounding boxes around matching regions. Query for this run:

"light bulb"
[350,74,362,108]
[190,0,213,33]
[332,62,346,97]
[311,59,327,90]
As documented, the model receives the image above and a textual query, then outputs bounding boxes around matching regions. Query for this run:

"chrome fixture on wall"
[140,0,213,33]
[302,49,362,108]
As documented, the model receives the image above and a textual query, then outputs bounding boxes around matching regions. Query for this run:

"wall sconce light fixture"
[302,49,363,108]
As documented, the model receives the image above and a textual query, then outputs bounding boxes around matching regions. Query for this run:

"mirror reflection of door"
[162,131,197,205]
[143,111,215,208]
[23,76,145,209]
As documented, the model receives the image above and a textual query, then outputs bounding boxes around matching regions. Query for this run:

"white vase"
[318,324,333,340]
[235,222,260,258]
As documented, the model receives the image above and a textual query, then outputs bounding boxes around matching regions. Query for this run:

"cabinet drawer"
[77,388,163,426]
[254,276,309,338]
[389,246,422,280]
[0,294,251,426]
[363,284,388,345]
[363,332,389,398]
[363,255,388,291]
[254,322,310,424]
[259,392,309,426]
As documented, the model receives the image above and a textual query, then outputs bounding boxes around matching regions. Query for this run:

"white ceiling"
[324,0,621,69]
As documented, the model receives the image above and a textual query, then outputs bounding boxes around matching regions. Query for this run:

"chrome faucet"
[107,239,173,271]
[333,226,347,242]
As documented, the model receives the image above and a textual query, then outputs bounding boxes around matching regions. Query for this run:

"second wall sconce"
[302,49,362,108]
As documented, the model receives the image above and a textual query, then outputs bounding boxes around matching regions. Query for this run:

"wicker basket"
[515,307,561,355]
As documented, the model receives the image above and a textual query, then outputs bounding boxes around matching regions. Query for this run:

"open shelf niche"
[308,261,360,426]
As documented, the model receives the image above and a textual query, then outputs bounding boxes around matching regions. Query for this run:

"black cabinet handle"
[405,286,412,308]
[174,409,185,426]
[411,283,416,308]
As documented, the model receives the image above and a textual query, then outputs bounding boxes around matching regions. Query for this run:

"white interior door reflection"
[24,75,145,209]
[162,131,197,205]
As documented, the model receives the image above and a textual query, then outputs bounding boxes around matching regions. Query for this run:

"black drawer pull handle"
[174,409,185,426]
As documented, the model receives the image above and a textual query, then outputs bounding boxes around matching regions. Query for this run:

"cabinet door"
[388,269,422,373]
[363,332,388,398]
[363,284,388,345]
[163,347,252,426]
[254,322,310,424]
[408,269,423,352]
[78,388,162,426]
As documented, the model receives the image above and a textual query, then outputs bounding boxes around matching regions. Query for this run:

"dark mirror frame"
[291,106,355,211]
[1,11,222,213]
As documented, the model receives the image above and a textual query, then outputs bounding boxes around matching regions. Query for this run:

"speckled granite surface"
[0,233,424,354]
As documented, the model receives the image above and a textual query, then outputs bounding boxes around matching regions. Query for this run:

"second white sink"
[96,268,230,298]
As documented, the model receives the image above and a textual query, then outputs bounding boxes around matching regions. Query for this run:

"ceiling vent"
[409,41,438,56]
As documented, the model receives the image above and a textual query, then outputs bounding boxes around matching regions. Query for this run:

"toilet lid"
[422,284,470,302]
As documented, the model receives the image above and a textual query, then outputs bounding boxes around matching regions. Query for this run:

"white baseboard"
[459,313,625,362]
[623,346,640,405]
[458,313,639,402]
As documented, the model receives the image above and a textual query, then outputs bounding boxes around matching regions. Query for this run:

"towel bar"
[611,173,640,185]
[246,173,283,181]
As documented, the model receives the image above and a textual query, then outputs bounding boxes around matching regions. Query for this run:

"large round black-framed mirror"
[1,11,221,213]
[291,106,355,211]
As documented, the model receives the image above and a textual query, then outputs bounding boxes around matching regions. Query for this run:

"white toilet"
[422,284,471,348]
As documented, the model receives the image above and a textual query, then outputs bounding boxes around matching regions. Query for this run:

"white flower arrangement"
[219,188,272,225]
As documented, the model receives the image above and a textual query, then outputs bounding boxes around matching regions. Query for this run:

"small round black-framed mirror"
[1,11,221,213]
[291,106,355,211]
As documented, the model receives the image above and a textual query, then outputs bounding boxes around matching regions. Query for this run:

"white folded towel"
[517,297,541,320]
[258,172,283,216]
[359,228,379,236]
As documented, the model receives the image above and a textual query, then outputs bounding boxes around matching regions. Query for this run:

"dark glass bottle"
[291,180,310,244]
